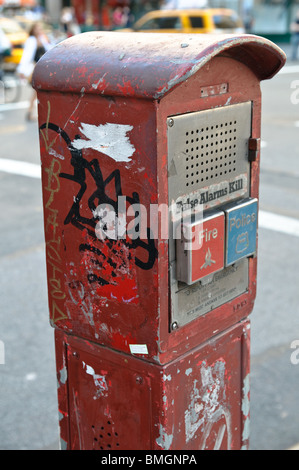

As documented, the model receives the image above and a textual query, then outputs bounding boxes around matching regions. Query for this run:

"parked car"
[125,8,245,34]
[0,17,28,68]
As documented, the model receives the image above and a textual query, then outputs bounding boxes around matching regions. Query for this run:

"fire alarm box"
[33,32,285,450]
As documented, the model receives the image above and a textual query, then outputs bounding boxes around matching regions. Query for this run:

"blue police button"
[225,199,258,266]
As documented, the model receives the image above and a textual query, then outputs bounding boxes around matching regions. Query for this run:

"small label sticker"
[129,344,149,355]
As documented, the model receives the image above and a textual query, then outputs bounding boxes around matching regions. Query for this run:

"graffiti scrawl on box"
[38,93,159,355]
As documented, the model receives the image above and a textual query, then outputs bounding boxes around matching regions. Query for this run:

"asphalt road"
[0,45,299,451]
[249,59,299,451]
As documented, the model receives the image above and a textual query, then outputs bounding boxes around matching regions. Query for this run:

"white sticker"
[129,344,149,355]
[72,122,135,162]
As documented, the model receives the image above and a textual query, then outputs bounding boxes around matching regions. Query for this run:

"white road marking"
[0,125,26,135]
[25,372,37,382]
[0,101,30,112]
[279,65,299,75]
[0,158,299,239]
[0,158,41,179]
[259,210,299,238]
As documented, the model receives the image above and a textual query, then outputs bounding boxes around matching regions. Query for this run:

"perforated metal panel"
[168,102,251,210]
[168,102,252,330]
[184,120,238,188]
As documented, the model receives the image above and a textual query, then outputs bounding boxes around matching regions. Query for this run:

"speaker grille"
[185,120,238,188]
[92,420,120,450]
[167,102,251,203]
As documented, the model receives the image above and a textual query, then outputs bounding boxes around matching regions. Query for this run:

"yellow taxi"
[126,8,245,34]
[0,17,28,68]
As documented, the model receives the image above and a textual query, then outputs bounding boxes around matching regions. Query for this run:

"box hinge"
[248,138,260,162]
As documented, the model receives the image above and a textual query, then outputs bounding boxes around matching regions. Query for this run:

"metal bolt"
[172,322,179,330]
[168,118,174,127]
[136,376,143,385]
[72,351,79,359]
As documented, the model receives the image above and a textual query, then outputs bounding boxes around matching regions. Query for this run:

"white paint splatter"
[242,374,250,416]
[91,73,107,90]
[184,360,232,449]
[184,380,204,442]
[83,362,108,398]
[59,365,68,385]
[72,122,135,162]
[163,373,172,382]
[49,147,65,160]
[85,364,95,376]
[242,374,250,444]
[156,424,174,450]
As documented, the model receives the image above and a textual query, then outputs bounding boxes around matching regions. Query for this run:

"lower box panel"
[55,320,250,450]
[67,341,153,450]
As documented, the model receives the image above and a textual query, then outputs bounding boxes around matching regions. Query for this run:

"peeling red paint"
[110,331,136,352]
[97,278,138,304]
[33,32,285,99]
[117,79,136,96]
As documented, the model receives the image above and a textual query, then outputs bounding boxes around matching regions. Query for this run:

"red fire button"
[176,212,225,285]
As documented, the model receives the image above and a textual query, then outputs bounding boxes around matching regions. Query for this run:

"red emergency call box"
[33,32,285,450]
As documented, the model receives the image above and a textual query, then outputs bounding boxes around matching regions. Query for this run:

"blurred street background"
[0,0,299,452]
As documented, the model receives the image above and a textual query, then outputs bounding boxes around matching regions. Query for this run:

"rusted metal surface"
[33,32,286,99]
[55,320,250,450]
[33,33,285,450]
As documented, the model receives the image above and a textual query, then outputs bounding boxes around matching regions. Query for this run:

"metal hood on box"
[33,31,286,99]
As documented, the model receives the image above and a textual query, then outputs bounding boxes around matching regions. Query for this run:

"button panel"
[176,198,257,285]
[177,212,225,285]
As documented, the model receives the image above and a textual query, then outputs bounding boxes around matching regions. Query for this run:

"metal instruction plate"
[167,101,252,214]
[168,102,252,330]
[172,259,249,328]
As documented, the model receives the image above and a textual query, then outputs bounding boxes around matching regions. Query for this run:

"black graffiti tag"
[40,122,158,271]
